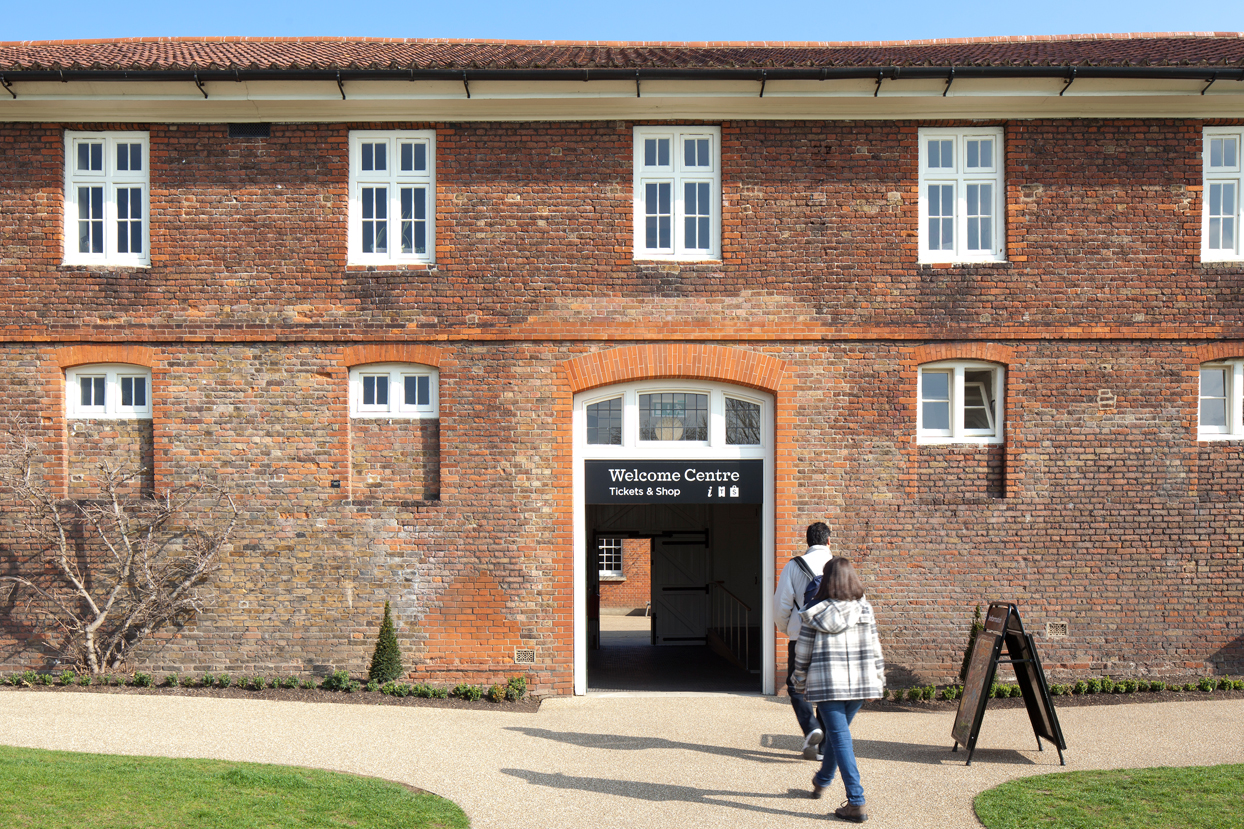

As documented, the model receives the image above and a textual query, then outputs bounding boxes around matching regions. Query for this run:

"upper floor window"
[917,362,1004,444]
[64,131,150,267]
[918,127,1005,264]
[1199,360,1244,439]
[349,363,438,418]
[582,384,765,453]
[65,364,152,419]
[1203,128,1243,262]
[633,126,721,261]
[348,131,435,266]
[597,537,624,578]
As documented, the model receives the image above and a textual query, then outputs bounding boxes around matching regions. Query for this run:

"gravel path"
[2,689,1241,828]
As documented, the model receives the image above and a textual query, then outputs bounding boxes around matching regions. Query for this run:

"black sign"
[585,460,763,504]
[951,602,1067,766]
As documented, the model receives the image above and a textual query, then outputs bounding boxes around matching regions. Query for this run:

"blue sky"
[3,0,1242,43]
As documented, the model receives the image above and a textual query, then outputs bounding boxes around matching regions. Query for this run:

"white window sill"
[349,412,438,420]
[917,435,1004,446]
[917,257,1008,267]
[1200,254,1244,264]
[1198,433,1244,441]
[599,574,626,582]
[62,259,151,269]
[634,254,721,264]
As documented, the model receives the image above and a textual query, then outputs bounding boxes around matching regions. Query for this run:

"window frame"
[632,125,721,261]
[597,536,624,579]
[1202,127,1244,262]
[1199,360,1244,440]
[917,127,1005,265]
[63,131,151,267]
[916,361,1005,445]
[348,363,439,419]
[65,364,153,420]
[348,130,436,267]
[580,381,767,458]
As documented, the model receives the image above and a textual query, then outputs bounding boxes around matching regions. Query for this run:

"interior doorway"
[586,502,762,693]
[573,379,775,695]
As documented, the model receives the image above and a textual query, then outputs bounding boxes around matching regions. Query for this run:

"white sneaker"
[802,727,824,760]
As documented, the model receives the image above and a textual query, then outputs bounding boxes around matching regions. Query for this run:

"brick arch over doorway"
[559,344,788,395]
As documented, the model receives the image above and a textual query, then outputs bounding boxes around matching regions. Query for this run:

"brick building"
[1,34,1243,695]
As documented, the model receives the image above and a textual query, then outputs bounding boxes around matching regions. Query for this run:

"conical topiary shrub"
[368,601,403,684]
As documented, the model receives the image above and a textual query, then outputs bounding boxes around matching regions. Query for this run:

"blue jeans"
[786,641,819,736]
[813,699,865,805]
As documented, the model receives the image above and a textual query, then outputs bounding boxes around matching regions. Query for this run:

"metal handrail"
[708,581,751,671]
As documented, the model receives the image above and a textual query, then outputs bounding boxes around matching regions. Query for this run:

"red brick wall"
[1,118,1242,693]
[600,538,651,610]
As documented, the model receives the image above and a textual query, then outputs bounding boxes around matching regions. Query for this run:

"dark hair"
[813,558,865,603]
[806,522,831,547]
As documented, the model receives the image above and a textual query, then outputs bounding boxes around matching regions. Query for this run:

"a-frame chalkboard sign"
[951,602,1067,766]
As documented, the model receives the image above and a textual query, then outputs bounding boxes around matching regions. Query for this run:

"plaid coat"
[790,597,886,702]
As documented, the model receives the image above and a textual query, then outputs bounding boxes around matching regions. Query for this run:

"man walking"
[773,521,833,759]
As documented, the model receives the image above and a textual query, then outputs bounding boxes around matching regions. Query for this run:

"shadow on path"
[500,768,818,819]
[504,726,798,764]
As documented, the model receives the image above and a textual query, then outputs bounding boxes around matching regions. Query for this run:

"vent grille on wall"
[1046,621,1068,638]
[514,648,536,664]
[228,123,271,139]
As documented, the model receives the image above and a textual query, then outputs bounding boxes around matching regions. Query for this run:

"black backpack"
[793,556,822,611]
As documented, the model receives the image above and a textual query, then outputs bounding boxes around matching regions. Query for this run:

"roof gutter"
[1,65,1242,85]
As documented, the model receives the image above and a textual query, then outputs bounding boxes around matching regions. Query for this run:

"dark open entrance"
[586,502,762,693]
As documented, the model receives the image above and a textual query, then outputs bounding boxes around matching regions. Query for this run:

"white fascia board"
[2,77,1244,122]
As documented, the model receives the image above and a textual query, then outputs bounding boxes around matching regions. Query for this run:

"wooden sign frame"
[951,602,1067,766]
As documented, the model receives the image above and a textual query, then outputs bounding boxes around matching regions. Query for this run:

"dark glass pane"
[116,143,128,171]
[1202,368,1226,398]
[414,223,426,254]
[91,142,102,171]
[697,217,709,249]
[117,188,129,218]
[130,144,142,171]
[131,219,142,254]
[78,143,91,171]
[923,401,950,430]
[658,139,669,166]
[121,377,133,406]
[644,139,657,167]
[81,377,92,406]
[401,142,413,172]
[94,378,105,406]
[362,189,374,220]
[363,376,376,405]
[414,188,426,219]
[132,376,146,407]
[685,182,697,214]
[362,144,374,171]
[415,143,427,171]
[684,138,695,167]
[685,216,696,248]
[92,221,103,253]
[725,398,761,445]
[922,371,949,400]
[374,143,386,171]
[586,397,622,445]
[646,217,658,249]
[698,139,709,164]
[659,216,670,249]
[640,392,707,441]
[375,376,388,406]
[658,183,670,214]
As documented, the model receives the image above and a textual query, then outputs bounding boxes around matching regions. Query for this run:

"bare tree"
[0,424,239,675]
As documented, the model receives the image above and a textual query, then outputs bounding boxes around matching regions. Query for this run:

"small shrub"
[299,679,315,690]
[279,676,297,689]
[1085,678,1101,694]
[1008,684,1024,698]
[366,680,380,693]
[368,601,403,684]
[1048,683,1066,696]
[1215,677,1231,692]
[346,680,360,693]
[201,673,215,688]
[320,670,351,692]
[453,683,483,701]
[132,672,154,688]
[163,674,178,688]
[76,673,92,686]
[1233,679,1244,691]
[905,687,921,701]
[380,681,397,696]
[1182,682,1197,692]
[1135,680,1150,692]
[59,670,77,686]
[216,673,231,689]
[1120,679,1138,693]
[1150,680,1166,692]
[1100,676,1115,694]
[396,683,412,698]
[38,673,55,686]
[1198,677,1215,692]
[430,686,448,699]
[488,683,506,703]
[1071,680,1087,694]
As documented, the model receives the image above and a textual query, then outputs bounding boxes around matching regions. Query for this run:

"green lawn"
[0,744,469,829]
[975,764,1244,829]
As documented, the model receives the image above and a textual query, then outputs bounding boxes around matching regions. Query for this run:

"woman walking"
[790,558,885,823]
